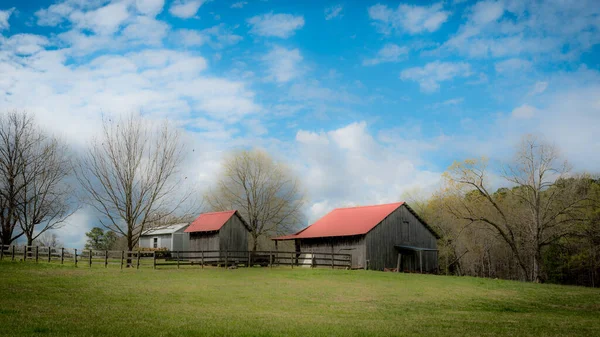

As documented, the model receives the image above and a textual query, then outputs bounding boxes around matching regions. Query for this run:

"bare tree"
[0,111,74,246]
[444,135,587,282]
[36,232,62,248]
[206,149,305,251]
[76,114,193,252]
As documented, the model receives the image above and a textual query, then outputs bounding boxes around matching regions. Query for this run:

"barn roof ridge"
[272,201,441,240]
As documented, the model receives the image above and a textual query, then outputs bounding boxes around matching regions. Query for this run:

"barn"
[184,210,251,252]
[273,202,440,272]
[139,223,190,251]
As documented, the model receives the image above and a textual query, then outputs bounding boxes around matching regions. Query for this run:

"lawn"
[0,261,599,337]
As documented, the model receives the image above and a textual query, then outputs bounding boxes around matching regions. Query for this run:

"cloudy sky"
[1,0,599,247]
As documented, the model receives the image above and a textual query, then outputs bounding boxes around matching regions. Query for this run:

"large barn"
[273,202,440,272]
[184,210,251,252]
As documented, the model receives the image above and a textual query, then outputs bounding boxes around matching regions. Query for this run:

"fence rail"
[0,245,352,270]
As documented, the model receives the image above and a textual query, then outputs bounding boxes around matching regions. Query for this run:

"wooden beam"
[396,253,401,273]
[419,250,423,273]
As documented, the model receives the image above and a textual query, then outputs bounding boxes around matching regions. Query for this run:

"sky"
[1,0,599,247]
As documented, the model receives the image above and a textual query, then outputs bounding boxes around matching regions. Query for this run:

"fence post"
[12,245,15,261]
[247,251,251,268]
[269,250,273,269]
[177,251,180,269]
[153,251,156,269]
[120,251,124,269]
[201,249,204,269]
[136,251,140,269]
[74,248,78,267]
[48,247,52,263]
[23,245,27,261]
[1,244,4,261]
[225,250,228,268]
[89,249,92,268]
[104,250,108,268]
[290,252,294,269]
[35,246,39,263]
[61,248,64,264]
[311,255,315,268]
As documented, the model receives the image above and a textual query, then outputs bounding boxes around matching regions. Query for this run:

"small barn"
[185,210,251,252]
[139,223,190,251]
[273,202,440,272]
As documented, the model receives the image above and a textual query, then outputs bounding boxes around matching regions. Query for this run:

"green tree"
[84,227,118,251]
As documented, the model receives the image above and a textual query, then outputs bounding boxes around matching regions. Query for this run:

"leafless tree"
[0,111,74,246]
[444,135,587,282]
[206,149,306,251]
[76,114,194,252]
[36,232,62,248]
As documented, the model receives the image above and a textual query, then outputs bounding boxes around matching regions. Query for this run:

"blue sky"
[1,0,599,247]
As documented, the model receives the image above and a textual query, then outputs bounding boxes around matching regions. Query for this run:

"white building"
[138,223,190,251]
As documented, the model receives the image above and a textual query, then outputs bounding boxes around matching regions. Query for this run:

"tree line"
[2,110,597,287]
[0,111,304,255]
[409,136,599,287]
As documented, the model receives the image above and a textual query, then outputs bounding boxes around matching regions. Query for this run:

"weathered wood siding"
[189,232,220,251]
[219,214,249,252]
[297,235,366,268]
[365,205,438,271]
[139,234,172,250]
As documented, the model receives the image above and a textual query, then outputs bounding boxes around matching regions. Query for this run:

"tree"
[206,149,305,251]
[444,135,587,282]
[76,114,193,252]
[0,111,74,246]
[84,227,117,251]
[36,232,62,248]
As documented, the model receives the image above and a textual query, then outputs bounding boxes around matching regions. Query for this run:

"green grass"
[0,261,599,337]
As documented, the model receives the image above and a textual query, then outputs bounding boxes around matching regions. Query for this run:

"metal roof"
[142,223,189,236]
[184,210,251,233]
[273,202,441,241]
[273,202,404,240]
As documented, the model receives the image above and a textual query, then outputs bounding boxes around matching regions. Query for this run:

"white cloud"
[529,81,548,96]
[325,5,343,20]
[495,58,532,73]
[511,104,537,119]
[169,0,206,19]
[173,24,242,48]
[248,13,305,38]
[135,0,165,16]
[263,46,303,83]
[400,61,472,92]
[470,0,504,25]
[230,2,247,9]
[296,122,441,222]
[0,7,15,31]
[442,0,600,60]
[368,2,450,34]
[69,2,130,35]
[363,43,409,66]
[0,34,50,55]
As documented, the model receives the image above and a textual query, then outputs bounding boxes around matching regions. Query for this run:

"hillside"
[0,262,598,337]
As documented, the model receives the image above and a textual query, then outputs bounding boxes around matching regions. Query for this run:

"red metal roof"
[273,202,404,240]
[184,210,237,233]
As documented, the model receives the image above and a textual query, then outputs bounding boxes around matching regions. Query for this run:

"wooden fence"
[0,245,352,270]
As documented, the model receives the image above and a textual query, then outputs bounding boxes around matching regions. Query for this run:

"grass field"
[0,261,599,337]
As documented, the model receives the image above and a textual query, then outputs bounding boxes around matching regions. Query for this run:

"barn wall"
[139,234,172,250]
[189,232,220,251]
[171,232,190,251]
[365,205,438,271]
[219,214,249,252]
[297,236,366,268]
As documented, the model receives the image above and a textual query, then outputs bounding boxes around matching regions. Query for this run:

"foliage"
[84,227,118,251]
